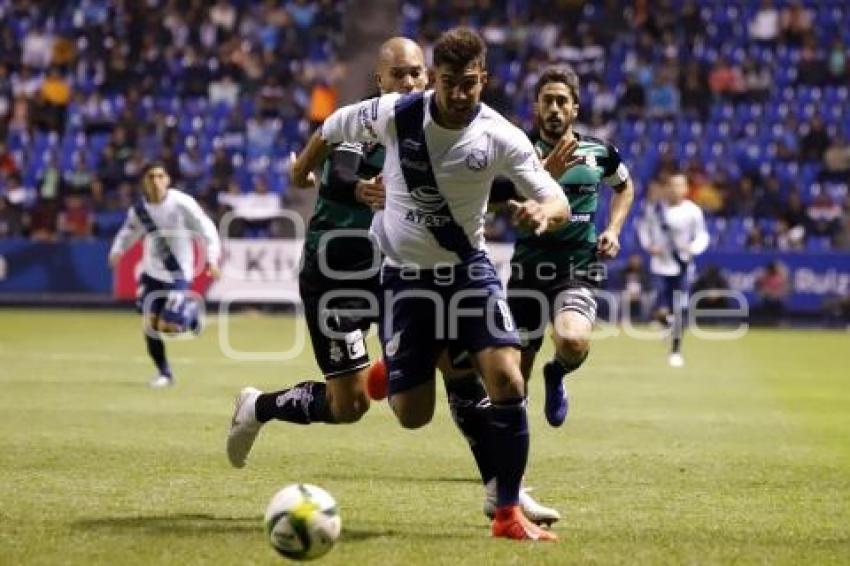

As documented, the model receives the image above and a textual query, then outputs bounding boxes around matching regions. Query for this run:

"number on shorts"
[497,299,515,332]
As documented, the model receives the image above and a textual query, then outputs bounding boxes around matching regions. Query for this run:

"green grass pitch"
[1,309,848,565]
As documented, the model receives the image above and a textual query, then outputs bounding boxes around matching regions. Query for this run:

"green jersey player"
[507,65,635,426]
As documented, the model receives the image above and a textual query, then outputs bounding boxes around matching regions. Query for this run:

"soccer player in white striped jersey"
[290,27,568,541]
[109,163,221,387]
[637,173,709,367]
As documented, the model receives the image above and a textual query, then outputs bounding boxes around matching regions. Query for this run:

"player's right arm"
[108,208,144,268]
[499,129,570,234]
[290,94,399,189]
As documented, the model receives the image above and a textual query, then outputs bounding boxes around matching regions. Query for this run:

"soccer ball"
[264,483,341,561]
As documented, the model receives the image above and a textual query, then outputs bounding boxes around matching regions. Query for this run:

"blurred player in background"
[286,27,568,541]
[108,162,221,387]
[227,36,560,528]
[502,65,634,426]
[638,173,710,367]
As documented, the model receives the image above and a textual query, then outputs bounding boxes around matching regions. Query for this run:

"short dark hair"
[534,65,581,105]
[433,27,486,70]
[142,161,168,176]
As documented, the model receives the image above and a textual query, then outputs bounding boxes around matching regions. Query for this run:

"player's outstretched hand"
[206,263,222,279]
[596,228,621,259]
[355,175,385,210]
[108,253,120,269]
[288,152,316,189]
[542,136,581,179]
[507,199,549,236]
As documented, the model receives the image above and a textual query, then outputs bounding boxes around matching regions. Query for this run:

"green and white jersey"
[303,141,385,274]
[511,132,629,273]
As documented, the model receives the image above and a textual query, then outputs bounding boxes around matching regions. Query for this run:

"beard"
[541,116,566,139]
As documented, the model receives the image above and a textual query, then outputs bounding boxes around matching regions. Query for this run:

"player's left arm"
[291,95,397,189]
[182,196,222,278]
[688,204,710,258]
[108,208,144,268]
[597,143,635,259]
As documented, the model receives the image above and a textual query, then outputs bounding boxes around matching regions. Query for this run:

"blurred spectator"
[97,144,126,190]
[587,112,614,141]
[615,253,651,322]
[209,74,240,107]
[12,66,41,99]
[797,35,827,86]
[0,141,19,178]
[0,64,12,135]
[827,39,848,85]
[0,195,24,237]
[3,172,35,208]
[64,154,94,195]
[481,75,512,117]
[57,194,94,239]
[754,260,790,325]
[806,194,842,239]
[647,73,679,119]
[783,191,808,229]
[821,136,850,183]
[708,58,744,101]
[27,198,59,241]
[834,198,850,250]
[590,82,617,122]
[678,0,704,48]
[774,116,800,161]
[219,175,283,237]
[178,142,207,194]
[22,27,53,69]
[742,60,771,103]
[754,178,784,219]
[780,1,813,47]
[210,0,237,32]
[799,116,831,162]
[679,61,709,120]
[37,155,63,200]
[745,224,765,250]
[307,79,337,129]
[81,92,117,135]
[210,147,234,187]
[691,264,731,312]
[774,218,805,250]
[750,0,780,45]
[722,177,756,218]
[38,67,71,134]
[618,74,646,119]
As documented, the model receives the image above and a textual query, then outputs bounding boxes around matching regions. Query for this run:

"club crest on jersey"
[582,154,598,168]
[465,148,489,171]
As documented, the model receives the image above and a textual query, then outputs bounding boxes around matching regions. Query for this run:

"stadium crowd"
[0,0,848,252]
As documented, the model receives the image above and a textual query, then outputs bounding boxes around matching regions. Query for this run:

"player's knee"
[330,393,370,424]
[394,408,432,429]
[557,335,590,360]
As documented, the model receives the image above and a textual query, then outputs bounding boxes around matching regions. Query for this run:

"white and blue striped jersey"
[637,199,709,277]
[110,189,221,283]
[321,90,565,268]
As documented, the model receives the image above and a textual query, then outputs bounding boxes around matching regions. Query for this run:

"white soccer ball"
[264,483,341,561]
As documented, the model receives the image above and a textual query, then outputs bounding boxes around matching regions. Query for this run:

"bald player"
[225,38,424,446]
[227,38,560,527]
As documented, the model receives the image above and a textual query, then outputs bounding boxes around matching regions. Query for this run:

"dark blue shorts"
[653,273,689,312]
[136,273,192,328]
[379,252,520,396]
